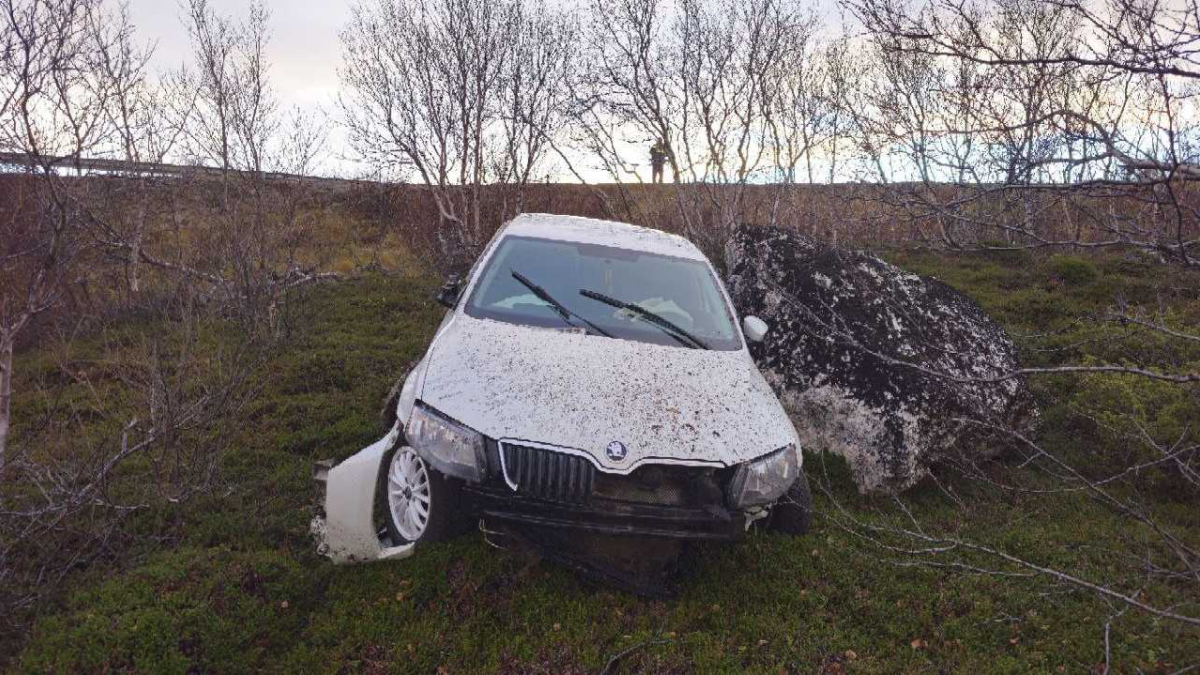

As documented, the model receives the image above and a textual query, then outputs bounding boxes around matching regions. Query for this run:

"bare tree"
[0,0,335,642]
[77,0,335,333]
[88,0,191,295]
[764,14,829,186]
[571,0,809,258]
[340,0,575,266]
[496,0,578,211]
[838,0,1200,262]
[179,0,278,178]
[0,0,118,474]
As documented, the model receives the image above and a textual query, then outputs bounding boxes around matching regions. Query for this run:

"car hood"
[419,315,798,474]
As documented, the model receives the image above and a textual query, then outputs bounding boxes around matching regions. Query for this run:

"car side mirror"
[436,274,461,309]
[743,315,769,343]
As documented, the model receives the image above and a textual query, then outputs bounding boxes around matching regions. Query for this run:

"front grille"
[501,443,595,504]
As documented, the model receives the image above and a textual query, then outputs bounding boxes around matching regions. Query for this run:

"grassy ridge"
[13,252,1200,674]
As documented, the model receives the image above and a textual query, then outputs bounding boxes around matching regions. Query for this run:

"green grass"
[11,252,1200,674]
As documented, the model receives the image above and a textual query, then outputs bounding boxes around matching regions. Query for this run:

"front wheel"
[767,470,812,536]
[380,445,463,545]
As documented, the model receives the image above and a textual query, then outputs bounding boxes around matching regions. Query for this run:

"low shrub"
[1047,255,1098,285]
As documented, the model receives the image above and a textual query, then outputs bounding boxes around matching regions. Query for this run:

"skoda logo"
[605,441,628,462]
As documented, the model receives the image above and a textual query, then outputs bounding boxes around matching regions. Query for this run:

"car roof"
[498,213,708,262]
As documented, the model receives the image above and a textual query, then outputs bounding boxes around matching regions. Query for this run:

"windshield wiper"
[511,270,613,338]
[578,289,709,349]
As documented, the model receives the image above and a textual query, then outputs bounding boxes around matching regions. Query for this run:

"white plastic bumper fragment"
[310,426,416,564]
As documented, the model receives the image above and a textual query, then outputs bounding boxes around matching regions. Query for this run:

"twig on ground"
[600,638,674,675]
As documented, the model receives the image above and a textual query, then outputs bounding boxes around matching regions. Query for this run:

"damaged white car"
[312,214,811,586]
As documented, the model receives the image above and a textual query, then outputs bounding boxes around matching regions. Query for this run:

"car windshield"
[465,235,742,350]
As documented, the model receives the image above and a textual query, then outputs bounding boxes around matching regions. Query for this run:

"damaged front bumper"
[313,429,752,564]
[310,427,415,564]
[467,484,745,540]
[477,439,747,540]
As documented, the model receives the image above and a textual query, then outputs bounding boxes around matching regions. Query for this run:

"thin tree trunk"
[0,332,13,478]
[129,182,147,293]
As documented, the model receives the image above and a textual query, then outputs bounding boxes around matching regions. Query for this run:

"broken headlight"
[727,444,799,508]
[405,402,486,482]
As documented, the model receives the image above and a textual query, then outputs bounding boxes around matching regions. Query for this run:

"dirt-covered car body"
[313,214,803,564]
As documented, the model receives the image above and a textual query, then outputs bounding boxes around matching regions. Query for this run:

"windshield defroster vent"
[500,443,594,504]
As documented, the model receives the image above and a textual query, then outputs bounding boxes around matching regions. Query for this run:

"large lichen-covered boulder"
[725,225,1038,493]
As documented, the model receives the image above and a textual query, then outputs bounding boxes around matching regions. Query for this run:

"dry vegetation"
[417,181,1200,259]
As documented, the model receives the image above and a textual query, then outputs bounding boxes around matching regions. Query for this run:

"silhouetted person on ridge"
[650,141,667,184]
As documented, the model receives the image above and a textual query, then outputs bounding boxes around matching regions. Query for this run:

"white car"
[312,214,810,567]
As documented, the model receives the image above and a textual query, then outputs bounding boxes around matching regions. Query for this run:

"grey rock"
[725,225,1038,493]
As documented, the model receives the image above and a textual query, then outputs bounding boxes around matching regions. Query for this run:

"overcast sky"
[127,0,349,111]
[125,0,354,172]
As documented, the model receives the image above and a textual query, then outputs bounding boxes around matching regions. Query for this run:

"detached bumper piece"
[311,428,415,564]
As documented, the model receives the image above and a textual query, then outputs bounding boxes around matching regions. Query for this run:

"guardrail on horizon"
[0,152,378,186]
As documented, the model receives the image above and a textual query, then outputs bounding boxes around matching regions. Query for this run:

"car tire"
[767,470,812,536]
[379,444,463,545]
